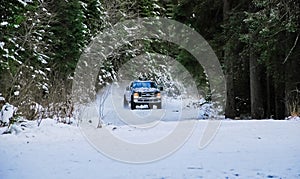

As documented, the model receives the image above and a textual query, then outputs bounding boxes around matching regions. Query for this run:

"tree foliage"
[0,0,299,119]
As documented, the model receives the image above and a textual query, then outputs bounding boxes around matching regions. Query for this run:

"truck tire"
[131,96,136,110]
[131,101,136,110]
[123,96,128,108]
[148,104,153,109]
[156,102,162,109]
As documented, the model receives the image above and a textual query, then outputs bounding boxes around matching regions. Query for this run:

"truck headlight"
[133,92,139,98]
[157,92,161,98]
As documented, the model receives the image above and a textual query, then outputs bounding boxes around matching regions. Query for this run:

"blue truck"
[124,80,162,110]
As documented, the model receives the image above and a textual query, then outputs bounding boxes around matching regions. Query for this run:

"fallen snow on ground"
[1,88,300,178]
[0,118,300,179]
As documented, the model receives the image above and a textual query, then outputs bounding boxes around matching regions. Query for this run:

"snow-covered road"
[1,118,300,179]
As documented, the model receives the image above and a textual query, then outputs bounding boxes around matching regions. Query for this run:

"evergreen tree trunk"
[250,50,266,119]
[274,81,285,119]
[273,47,286,119]
[223,0,236,119]
[266,73,275,118]
[224,54,236,118]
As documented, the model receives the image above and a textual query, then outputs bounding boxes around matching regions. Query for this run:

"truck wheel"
[130,97,136,110]
[123,96,128,108]
[131,101,136,110]
[148,104,153,109]
[156,102,162,109]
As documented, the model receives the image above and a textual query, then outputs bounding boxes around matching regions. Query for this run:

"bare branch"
[283,33,299,64]
[97,85,111,128]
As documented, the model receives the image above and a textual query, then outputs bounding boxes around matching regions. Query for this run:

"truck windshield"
[132,81,157,88]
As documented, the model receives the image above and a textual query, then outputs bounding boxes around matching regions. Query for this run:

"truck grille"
[141,92,155,97]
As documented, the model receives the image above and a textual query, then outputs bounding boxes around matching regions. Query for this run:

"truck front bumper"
[133,97,161,104]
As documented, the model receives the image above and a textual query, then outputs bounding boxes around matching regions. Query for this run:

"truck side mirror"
[159,86,163,91]
[126,86,130,91]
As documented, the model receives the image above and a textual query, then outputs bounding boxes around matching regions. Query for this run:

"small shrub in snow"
[184,98,224,119]
[286,89,300,117]
[2,123,23,135]
[0,103,17,127]
[286,116,300,121]
[195,98,214,119]
[1,116,29,135]
[199,103,213,119]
